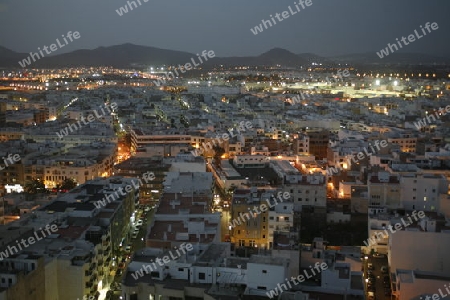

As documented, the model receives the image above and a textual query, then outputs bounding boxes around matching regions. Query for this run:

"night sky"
[1,0,449,57]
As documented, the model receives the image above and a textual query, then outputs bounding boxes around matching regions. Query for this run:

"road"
[220,209,230,242]
[105,206,156,300]
[364,254,392,300]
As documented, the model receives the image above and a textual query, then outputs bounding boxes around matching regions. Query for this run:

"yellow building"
[230,188,278,249]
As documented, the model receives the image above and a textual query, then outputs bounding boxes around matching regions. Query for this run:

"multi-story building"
[130,128,191,153]
[0,176,139,299]
[387,214,450,299]
[33,109,49,124]
[230,188,277,248]
[368,171,401,209]
[271,160,326,212]
[268,201,294,248]
[24,120,117,148]
[43,143,115,187]
[385,131,417,153]
[0,128,24,142]
[114,156,171,204]
[304,129,329,160]
[400,173,448,212]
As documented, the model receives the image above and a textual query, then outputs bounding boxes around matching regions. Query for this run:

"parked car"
[144,206,150,212]
[131,232,138,239]
[136,220,143,226]
[368,263,374,270]
[125,244,132,252]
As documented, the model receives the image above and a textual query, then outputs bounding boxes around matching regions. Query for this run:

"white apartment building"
[271,160,326,211]
[268,202,294,243]
[131,128,191,149]
[388,216,450,299]
[233,155,268,168]
[24,121,117,148]
[400,174,448,212]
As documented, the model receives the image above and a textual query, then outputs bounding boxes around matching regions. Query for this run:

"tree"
[24,179,45,194]
[213,145,225,168]
[58,178,77,191]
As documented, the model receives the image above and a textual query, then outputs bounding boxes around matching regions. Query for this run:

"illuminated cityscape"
[1,1,450,300]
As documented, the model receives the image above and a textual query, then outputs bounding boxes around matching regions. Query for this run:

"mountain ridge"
[2,43,449,68]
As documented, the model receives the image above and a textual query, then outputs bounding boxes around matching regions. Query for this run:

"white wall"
[247,263,287,290]
[389,230,450,276]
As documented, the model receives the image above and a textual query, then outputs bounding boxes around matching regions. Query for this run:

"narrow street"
[105,205,156,300]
